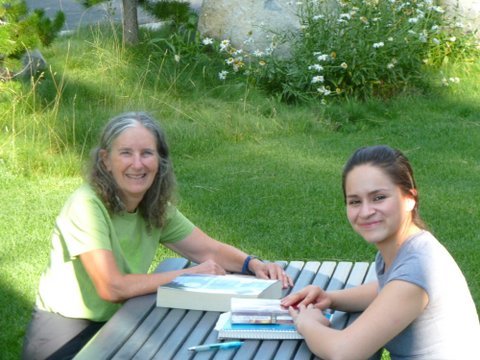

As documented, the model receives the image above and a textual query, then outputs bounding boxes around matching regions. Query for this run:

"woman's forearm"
[329,281,378,312]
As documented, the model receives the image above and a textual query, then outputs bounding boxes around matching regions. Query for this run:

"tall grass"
[0,22,479,359]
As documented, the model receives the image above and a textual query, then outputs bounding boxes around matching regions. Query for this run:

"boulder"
[197,0,300,53]
[441,0,480,37]
[19,49,47,79]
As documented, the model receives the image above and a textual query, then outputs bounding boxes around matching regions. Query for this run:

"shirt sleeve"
[159,206,195,243]
[386,251,429,295]
[56,186,113,258]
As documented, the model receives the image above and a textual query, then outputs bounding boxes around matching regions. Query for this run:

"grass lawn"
[0,25,479,359]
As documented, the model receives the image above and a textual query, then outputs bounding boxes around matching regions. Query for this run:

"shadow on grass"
[0,277,31,359]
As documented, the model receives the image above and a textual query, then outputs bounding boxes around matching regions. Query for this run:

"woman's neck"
[123,195,141,213]
[377,224,422,270]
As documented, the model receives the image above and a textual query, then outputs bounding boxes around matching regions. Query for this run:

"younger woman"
[282,145,479,359]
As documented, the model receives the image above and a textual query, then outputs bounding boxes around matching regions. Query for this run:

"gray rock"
[197,0,301,55]
[19,49,47,79]
[441,0,480,37]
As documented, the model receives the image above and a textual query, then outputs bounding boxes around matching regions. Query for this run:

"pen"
[324,310,334,322]
[188,341,244,352]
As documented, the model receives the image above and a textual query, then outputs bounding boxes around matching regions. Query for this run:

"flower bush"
[202,0,479,102]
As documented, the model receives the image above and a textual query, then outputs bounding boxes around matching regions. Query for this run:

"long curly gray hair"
[88,111,176,229]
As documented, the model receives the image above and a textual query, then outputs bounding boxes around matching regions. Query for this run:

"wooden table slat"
[293,342,313,360]
[252,339,283,359]
[346,262,378,328]
[75,258,189,360]
[290,261,321,293]
[283,261,305,296]
[231,340,260,360]
[133,308,188,359]
[111,307,166,359]
[169,311,218,360]
[330,262,370,331]
[312,261,336,289]
[158,310,205,358]
[274,340,304,360]
[346,262,371,289]
[191,316,228,360]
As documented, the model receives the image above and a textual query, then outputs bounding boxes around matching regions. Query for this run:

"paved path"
[25,0,203,31]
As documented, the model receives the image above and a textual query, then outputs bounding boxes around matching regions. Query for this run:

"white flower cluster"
[441,77,460,86]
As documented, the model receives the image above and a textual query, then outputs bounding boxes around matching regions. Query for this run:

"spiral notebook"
[215,312,303,340]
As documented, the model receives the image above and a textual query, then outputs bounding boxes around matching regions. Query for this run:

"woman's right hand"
[281,285,332,310]
[186,259,227,275]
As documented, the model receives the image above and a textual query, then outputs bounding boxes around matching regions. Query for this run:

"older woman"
[23,111,291,359]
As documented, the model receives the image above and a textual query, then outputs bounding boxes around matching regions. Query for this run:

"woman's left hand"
[289,304,330,333]
[250,260,293,288]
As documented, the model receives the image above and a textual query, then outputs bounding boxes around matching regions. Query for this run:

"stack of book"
[215,298,303,340]
[230,298,293,324]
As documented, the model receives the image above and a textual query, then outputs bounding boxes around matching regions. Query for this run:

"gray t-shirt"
[376,231,479,359]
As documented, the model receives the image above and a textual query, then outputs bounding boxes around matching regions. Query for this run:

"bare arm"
[282,281,378,312]
[166,227,292,287]
[329,281,379,312]
[79,249,221,302]
[290,280,429,360]
[80,227,291,302]
[165,227,246,273]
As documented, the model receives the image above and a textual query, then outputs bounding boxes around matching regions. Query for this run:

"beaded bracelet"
[241,255,260,275]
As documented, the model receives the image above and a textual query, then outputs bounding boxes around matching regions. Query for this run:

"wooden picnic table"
[75,258,377,360]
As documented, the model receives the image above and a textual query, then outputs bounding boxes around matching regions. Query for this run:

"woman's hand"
[184,259,227,275]
[281,285,332,309]
[249,260,293,288]
[289,304,331,333]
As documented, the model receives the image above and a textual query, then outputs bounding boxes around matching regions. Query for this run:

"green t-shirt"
[36,184,195,321]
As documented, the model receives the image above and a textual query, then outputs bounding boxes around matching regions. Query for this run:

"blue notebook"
[215,312,303,340]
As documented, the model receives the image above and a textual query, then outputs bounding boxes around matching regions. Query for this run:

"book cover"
[215,312,303,340]
[230,298,293,324]
[156,274,282,312]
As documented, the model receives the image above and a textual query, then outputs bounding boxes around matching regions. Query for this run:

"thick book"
[215,312,303,340]
[156,274,282,312]
[230,297,293,324]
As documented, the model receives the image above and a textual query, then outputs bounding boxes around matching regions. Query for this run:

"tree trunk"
[122,0,139,45]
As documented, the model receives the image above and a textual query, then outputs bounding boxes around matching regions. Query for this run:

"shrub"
[204,0,479,102]
[0,0,64,78]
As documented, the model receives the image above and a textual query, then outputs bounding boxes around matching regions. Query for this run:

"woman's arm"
[329,281,379,312]
[282,281,378,313]
[80,227,292,302]
[290,280,429,360]
[166,227,292,287]
[79,248,228,302]
[165,227,246,273]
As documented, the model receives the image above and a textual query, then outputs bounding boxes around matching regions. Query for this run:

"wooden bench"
[75,258,376,359]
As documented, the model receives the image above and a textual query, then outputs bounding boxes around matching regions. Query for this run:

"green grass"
[0,25,479,359]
